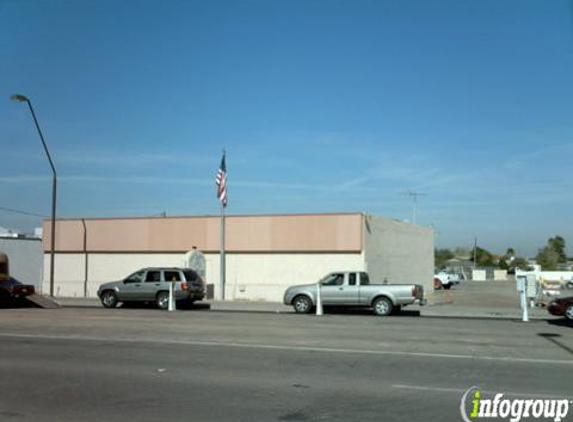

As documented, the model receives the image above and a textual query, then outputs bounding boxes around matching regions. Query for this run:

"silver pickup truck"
[283,271,426,316]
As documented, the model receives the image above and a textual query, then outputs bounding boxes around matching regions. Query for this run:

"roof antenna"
[402,189,427,225]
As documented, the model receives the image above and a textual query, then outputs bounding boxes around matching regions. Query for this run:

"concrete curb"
[46,297,563,321]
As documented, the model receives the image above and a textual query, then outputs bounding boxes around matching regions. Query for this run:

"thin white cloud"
[57,151,211,166]
[0,174,339,191]
[340,177,371,190]
[504,142,573,169]
[0,175,49,183]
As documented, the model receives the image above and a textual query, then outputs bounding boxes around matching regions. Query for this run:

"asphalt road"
[0,308,571,422]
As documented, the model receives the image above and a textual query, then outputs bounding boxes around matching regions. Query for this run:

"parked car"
[547,296,573,320]
[0,278,35,308]
[283,271,426,316]
[0,251,35,308]
[434,271,460,290]
[97,267,205,310]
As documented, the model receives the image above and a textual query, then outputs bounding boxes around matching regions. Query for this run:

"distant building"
[0,236,43,288]
[0,226,24,238]
[42,212,435,300]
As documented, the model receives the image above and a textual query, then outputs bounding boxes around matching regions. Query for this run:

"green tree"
[499,247,516,270]
[472,246,496,267]
[536,236,567,269]
[536,246,560,270]
[548,236,566,263]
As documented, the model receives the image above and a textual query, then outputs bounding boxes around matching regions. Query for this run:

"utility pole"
[11,94,57,297]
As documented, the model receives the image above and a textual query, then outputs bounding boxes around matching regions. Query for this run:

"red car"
[0,279,36,307]
[547,296,573,320]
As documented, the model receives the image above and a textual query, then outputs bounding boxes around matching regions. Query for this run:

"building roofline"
[44,211,365,223]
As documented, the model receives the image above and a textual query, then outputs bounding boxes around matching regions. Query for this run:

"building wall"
[0,238,43,289]
[43,252,365,301]
[43,213,363,253]
[41,213,434,301]
[363,216,434,294]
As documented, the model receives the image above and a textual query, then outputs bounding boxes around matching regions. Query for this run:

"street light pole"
[11,94,57,297]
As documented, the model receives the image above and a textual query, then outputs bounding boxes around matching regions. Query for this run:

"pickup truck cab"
[283,271,426,316]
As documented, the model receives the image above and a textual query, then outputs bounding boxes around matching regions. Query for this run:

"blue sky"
[1,0,572,256]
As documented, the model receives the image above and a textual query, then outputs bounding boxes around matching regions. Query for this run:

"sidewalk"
[53,297,556,320]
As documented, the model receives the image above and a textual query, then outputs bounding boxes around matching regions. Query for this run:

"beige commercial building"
[42,213,434,301]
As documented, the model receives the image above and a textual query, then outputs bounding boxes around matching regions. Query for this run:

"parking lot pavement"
[0,308,571,422]
[37,279,566,320]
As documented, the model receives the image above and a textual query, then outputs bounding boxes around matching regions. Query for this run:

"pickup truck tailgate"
[413,284,426,304]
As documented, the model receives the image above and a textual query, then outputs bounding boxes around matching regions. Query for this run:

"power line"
[0,206,47,218]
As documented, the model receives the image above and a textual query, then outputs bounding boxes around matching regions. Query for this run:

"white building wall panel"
[44,252,365,301]
[364,216,434,294]
[221,253,365,301]
[1,238,43,289]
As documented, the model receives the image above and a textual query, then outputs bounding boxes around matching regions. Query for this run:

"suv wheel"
[100,290,118,308]
[156,291,170,310]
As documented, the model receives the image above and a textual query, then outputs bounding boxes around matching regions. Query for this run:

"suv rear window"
[164,271,181,282]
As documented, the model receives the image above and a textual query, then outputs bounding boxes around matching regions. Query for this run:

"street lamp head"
[10,94,29,103]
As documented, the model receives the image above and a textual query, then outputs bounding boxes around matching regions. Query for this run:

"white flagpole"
[220,201,226,301]
[219,149,226,301]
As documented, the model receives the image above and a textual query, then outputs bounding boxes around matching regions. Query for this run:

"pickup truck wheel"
[373,297,393,316]
[433,278,443,290]
[443,284,451,290]
[293,295,312,314]
[156,291,170,310]
[100,290,118,308]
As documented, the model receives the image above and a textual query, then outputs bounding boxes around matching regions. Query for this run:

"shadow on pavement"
[537,332,573,355]
[0,299,36,309]
[120,302,212,311]
[176,302,211,311]
[319,307,421,317]
[546,319,573,329]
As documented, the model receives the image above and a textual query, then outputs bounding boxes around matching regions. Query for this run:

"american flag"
[216,152,227,207]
